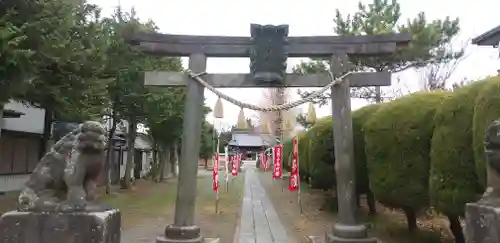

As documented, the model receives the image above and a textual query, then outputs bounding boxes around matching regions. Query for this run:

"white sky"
[90,0,500,128]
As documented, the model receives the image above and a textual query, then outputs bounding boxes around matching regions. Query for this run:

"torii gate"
[127,24,411,243]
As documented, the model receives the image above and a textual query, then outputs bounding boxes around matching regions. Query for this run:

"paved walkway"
[236,168,293,243]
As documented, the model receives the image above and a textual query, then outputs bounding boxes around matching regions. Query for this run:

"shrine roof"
[472,25,500,46]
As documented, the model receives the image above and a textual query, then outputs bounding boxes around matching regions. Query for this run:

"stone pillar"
[326,54,377,243]
[465,202,500,243]
[157,53,217,243]
[0,210,121,243]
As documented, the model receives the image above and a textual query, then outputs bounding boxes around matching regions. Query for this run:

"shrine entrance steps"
[235,168,294,243]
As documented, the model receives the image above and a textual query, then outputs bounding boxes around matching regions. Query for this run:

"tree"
[101,7,179,189]
[144,87,186,181]
[295,0,462,104]
[0,13,33,104]
[296,114,314,129]
[7,0,110,156]
[199,122,216,170]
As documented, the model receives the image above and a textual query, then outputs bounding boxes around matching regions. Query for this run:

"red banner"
[213,152,220,191]
[273,145,283,179]
[231,154,239,176]
[289,137,299,191]
[266,154,271,170]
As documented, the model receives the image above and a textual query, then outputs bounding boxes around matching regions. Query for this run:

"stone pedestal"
[308,234,379,243]
[465,202,500,243]
[0,209,121,243]
[156,225,219,243]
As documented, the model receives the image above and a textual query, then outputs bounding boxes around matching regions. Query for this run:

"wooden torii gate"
[127,25,411,243]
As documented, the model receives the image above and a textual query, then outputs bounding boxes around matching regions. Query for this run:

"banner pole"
[298,136,303,214]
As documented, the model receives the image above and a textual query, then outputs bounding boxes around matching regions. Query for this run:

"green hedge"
[429,81,488,216]
[365,92,449,211]
[473,76,500,187]
[306,117,335,189]
[352,104,383,195]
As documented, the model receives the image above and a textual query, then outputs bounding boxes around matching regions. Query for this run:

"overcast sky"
[89,0,500,128]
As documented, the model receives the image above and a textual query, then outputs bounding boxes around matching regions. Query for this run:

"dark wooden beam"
[136,42,399,57]
[144,72,390,88]
[126,32,411,57]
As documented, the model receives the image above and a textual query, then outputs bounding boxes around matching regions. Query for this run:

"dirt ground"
[0,169,244,243]
[258,171,455,243]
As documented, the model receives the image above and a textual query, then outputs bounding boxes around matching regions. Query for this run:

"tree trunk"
[366,190,377,215]
[104,111,117,195]
[121,119,137,189]
[39,109,54,159]
[0,104,3,138]
[172,142,179,176]
[152,140,158,181]
[164,147,172,179]
[204,158,208,170]
[158,147,169,182]
[403,207,417,233]
[447,215,465,243]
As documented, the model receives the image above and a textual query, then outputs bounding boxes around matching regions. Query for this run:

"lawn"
[0,170,245,243]
[258,171,453,243]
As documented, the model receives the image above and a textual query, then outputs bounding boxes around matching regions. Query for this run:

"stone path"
[236,168,293,243]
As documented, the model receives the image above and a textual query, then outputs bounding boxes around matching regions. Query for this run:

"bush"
[352,104,383,196]
[364,91,449,231]
[352,104,382,213]
[429,81,487,217]
[307,117,336,190]
[304,105,381,194]
[472,76,500,187]
[282,138,293,171]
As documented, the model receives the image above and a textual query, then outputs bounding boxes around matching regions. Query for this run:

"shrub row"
[281,75,500,243]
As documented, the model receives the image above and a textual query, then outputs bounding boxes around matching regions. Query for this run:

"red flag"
[289,137,300,191]
[213,152,219,191]
[273,145,283,179]
[266,154,271,170]
[231,154,239,176]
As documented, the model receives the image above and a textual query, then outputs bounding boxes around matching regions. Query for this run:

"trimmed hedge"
[364,92,449,211]
[429,81,488,216]
[306,117,335,189]
[472,76,500,188]
[352,104,383,195]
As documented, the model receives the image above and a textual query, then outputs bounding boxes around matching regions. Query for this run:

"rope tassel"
[306,102,317,124]
[213,96,224,119]
[236,108,247,129]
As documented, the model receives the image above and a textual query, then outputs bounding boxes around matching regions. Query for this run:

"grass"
[258,171,453,243]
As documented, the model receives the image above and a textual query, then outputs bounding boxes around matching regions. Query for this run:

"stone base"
[156,224,219,243]
[156,236,219,243]
[307,235,379,243]
[0,209,121,243]
[465,202,500,243]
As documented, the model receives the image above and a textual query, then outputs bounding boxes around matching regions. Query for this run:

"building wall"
[2,101,45,134]
[119,150,153,179]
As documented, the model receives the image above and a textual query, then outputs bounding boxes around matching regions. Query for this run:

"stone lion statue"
[480,118,500,205]
[18,121,110,212]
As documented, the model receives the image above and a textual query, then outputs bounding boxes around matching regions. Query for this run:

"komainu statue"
[18,121,110,212]
[480,118,500,206]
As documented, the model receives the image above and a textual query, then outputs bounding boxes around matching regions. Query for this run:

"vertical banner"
[224,146,229,191]
[231,154,239,176]
[289,137,299,191]
[224,147,229,179]
[266,153,271,171]
[272,144,283,179]
[212,152,220,191]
